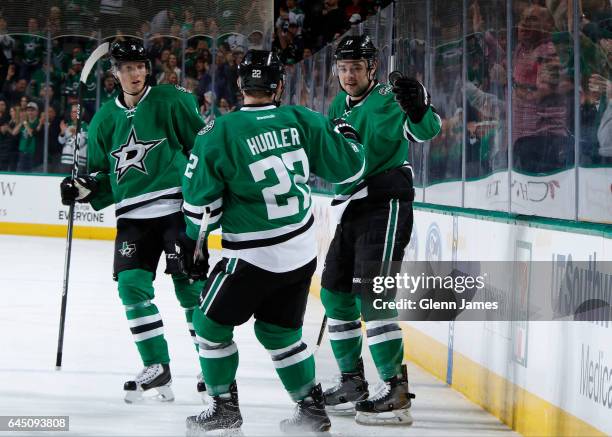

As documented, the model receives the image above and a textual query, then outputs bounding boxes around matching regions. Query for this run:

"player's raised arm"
[391,74,442,143]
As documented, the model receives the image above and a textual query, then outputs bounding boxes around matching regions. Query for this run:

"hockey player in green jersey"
[59,39,206,403]
[178,50,365,435]
[320,35,442,425]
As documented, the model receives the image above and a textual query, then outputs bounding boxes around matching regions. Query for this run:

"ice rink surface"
[0,235,518,436]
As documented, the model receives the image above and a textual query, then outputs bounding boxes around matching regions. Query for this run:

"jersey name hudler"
[87,84,205,219]
[182,104,366,273]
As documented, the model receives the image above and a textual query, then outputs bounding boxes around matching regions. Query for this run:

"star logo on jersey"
[110,127,165,182]
[118,241,136,258]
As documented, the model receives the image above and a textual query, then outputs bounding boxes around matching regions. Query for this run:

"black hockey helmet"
[110,39,150,69]
[334,34,378,66]
[238,50,285,93]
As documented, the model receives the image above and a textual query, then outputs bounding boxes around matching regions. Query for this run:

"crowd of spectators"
[422,0,611,185]
[0,0,609,181]
[0,0,389,173]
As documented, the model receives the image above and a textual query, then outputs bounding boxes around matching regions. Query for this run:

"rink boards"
[1,173,611,436]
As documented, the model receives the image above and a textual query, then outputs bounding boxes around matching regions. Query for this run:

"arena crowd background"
[0,0,610,223]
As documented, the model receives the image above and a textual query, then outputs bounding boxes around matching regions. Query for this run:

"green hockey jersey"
[328,82,442,198]
[183,104,365,272]
[87,84,205,219]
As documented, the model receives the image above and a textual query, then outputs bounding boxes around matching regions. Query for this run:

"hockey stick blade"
[81,42,110,84]
[56,42,110,370]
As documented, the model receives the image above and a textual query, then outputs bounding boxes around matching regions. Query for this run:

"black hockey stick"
[56,42,110,370]
[313,315,327,353]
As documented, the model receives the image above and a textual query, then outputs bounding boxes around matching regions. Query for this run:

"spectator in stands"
[100,73,119,105]
[181,6,195,37]
[18,18,45,81]
[0,104,20,171]
[193,56,212,96]
[193,19,206,35]
[345,0,366,24]
[512,4,573,173]
[37,84,59,112]
[2,69,28,108]
[218,97,231,115]
[29,104,60,171]
[597,91,612,157]
[321,0,349,43]
[200,90,221,123]
[59,103,87,173]
[16,101,39,172]
[150,7,177,35]
[0,17,15,88]
[157,53,182,84]
[287,0,306,28]
[155,49,171,82]
[147,34,166,70]
[47,5,62,35]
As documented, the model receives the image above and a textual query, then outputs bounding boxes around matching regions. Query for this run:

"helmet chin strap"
[123,84,146,96]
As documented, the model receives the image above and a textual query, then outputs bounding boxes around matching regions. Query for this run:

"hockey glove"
[332,118,361,143]
[392,77,430,123]
[175,232,209,282]
[60,175,98,205]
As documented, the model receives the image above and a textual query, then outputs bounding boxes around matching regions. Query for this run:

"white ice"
[0,235,518,436]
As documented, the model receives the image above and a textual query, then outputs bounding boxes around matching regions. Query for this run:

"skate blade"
[186,423,243,437]
[326,401,356,416]
[124,385,175,404]
[355,408,413,426]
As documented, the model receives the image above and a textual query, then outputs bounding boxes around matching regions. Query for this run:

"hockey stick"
[194,207,211,263]
[313,315,327,354]
[56,42,110,370]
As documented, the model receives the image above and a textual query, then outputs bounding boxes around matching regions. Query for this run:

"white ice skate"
[124,363,174,403]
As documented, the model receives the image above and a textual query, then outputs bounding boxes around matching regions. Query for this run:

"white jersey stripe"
[133,327,164,342]
[272,348,312,369]
[366,329,404,346]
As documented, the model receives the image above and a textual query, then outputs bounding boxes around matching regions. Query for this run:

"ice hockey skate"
[355,364,415,425]
[186,381,243,436]
[123,363,174,403]
[323,358,369,415]
[280,383,331,434]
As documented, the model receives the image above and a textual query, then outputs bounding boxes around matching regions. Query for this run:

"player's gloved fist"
[60,175,98,205]
[175,233,209,282]
[392,77,430,123]
[332,118,361,143]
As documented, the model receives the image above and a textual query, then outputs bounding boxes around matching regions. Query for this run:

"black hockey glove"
[60,175,98,205]
[332,118,361,143]
[391,76,430,123]
[175,233,209,282]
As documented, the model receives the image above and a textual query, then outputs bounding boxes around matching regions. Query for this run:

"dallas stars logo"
[118,241,136,257]
[111,127,165,182]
